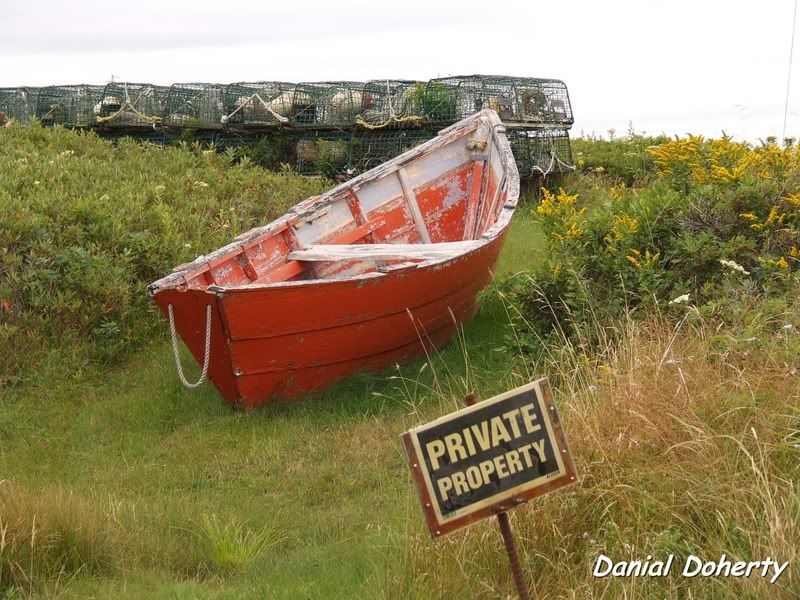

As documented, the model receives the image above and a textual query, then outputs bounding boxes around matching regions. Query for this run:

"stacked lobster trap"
[36,85,105,127]
[4,74,575,180]
[508,129,574,178]
[163,83,225,129]
[424,75,573,127]
[222,81,295,128]
[0,87,38,123]
[94,82,169,129]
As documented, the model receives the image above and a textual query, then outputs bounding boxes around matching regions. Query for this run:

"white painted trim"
[289,241,485,262]
[397,168,432,244]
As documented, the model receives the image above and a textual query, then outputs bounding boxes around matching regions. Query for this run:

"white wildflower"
[720,259,750,275]
[669,293,690,305]
[783,323,793,331]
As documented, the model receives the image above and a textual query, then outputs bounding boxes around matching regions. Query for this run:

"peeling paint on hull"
[149,110,520,409]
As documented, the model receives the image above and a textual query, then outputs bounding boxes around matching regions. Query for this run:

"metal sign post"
[401,378,578,599]
[464,392,530,600]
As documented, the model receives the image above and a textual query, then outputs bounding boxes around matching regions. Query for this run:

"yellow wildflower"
[626,255,642,269]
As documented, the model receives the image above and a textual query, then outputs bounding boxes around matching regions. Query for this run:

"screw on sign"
[400,378,578,599]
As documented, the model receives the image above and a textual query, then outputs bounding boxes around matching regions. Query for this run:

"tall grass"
[192,514,286,574]
[387,287,800,599]
[0,481,126,595]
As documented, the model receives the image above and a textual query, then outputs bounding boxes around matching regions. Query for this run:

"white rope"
[168,304,212,389]
[221,92,289,124]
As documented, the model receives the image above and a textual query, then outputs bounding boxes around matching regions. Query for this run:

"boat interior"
[154,112,514,292]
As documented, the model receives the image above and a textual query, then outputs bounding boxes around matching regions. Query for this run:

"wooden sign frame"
[401,377,577,537]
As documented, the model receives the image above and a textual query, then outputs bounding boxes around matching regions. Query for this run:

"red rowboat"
[149,109,520,409]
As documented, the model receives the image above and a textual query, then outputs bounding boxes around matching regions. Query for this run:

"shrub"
[0,124,329,386]
[506,135,800,352]
[571,130,670,185]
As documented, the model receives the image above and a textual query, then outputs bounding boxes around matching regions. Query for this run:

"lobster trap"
[94,82,169,128]
[0,87,38,123]
[281,82,369,128]
[222,81,296,128]
[163,83,225,129]
[350,129,435,173]
[509,129,574,177]
[294,132,353,176]
[425,76,574,127]
[356,80,425,130]
[35,85,104,127]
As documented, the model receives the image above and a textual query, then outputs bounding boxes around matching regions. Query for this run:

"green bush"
[571,131,670,185]
[503,135,800,352]
[0,124,328,385]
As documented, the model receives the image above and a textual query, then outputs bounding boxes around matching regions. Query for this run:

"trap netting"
[0,87,38,123]
[350,129,435,173]
[163,83,225,128]
[356,80,425,130]
[36,85,104,127]
[294,132,354,176]
[222,82,296,127]
[424,76,574,127]
[509,129,574,177]
[276,82,370,128]
[94,82,169,128]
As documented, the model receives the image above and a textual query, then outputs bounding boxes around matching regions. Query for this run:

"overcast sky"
[1,0,796,141]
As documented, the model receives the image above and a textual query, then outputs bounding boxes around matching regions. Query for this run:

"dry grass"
[0,481,129,596]
[390,313,800,599]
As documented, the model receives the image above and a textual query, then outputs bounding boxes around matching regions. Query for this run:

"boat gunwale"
[148,109,519,296]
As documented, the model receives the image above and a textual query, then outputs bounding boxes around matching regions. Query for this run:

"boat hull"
[153,229,507,409]
[150,109,520,409]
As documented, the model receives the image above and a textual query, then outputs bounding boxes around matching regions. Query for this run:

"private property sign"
[402,378,578,537]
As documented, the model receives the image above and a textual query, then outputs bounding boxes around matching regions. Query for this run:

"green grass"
[3,130,798,599]
[0,207,543,599]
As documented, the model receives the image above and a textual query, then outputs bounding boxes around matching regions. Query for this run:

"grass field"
[1,208,545,599]
[1,128,799,599]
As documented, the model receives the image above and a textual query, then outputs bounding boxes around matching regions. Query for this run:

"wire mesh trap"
[0,87,38,123]
[294,132,354,176]
[222,82,297,127]
[163,83,225,129]
[509,129,574,177]
[350,129,435,173]
[94,82,170,128]
[426,76,573,127]
[277,82,370,128]
[356,80,425,130]
[36,85,105,127]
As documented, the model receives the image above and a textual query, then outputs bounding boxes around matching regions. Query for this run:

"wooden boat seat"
[289,240,484,263]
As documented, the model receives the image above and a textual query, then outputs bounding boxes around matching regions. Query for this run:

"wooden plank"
[397,168,432,244]
[325,219,384,245]
[463,160,485,240]
[289,241,484,263]
[345,190,380,243]
[254,260,305,284]
[477,172,507,237]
